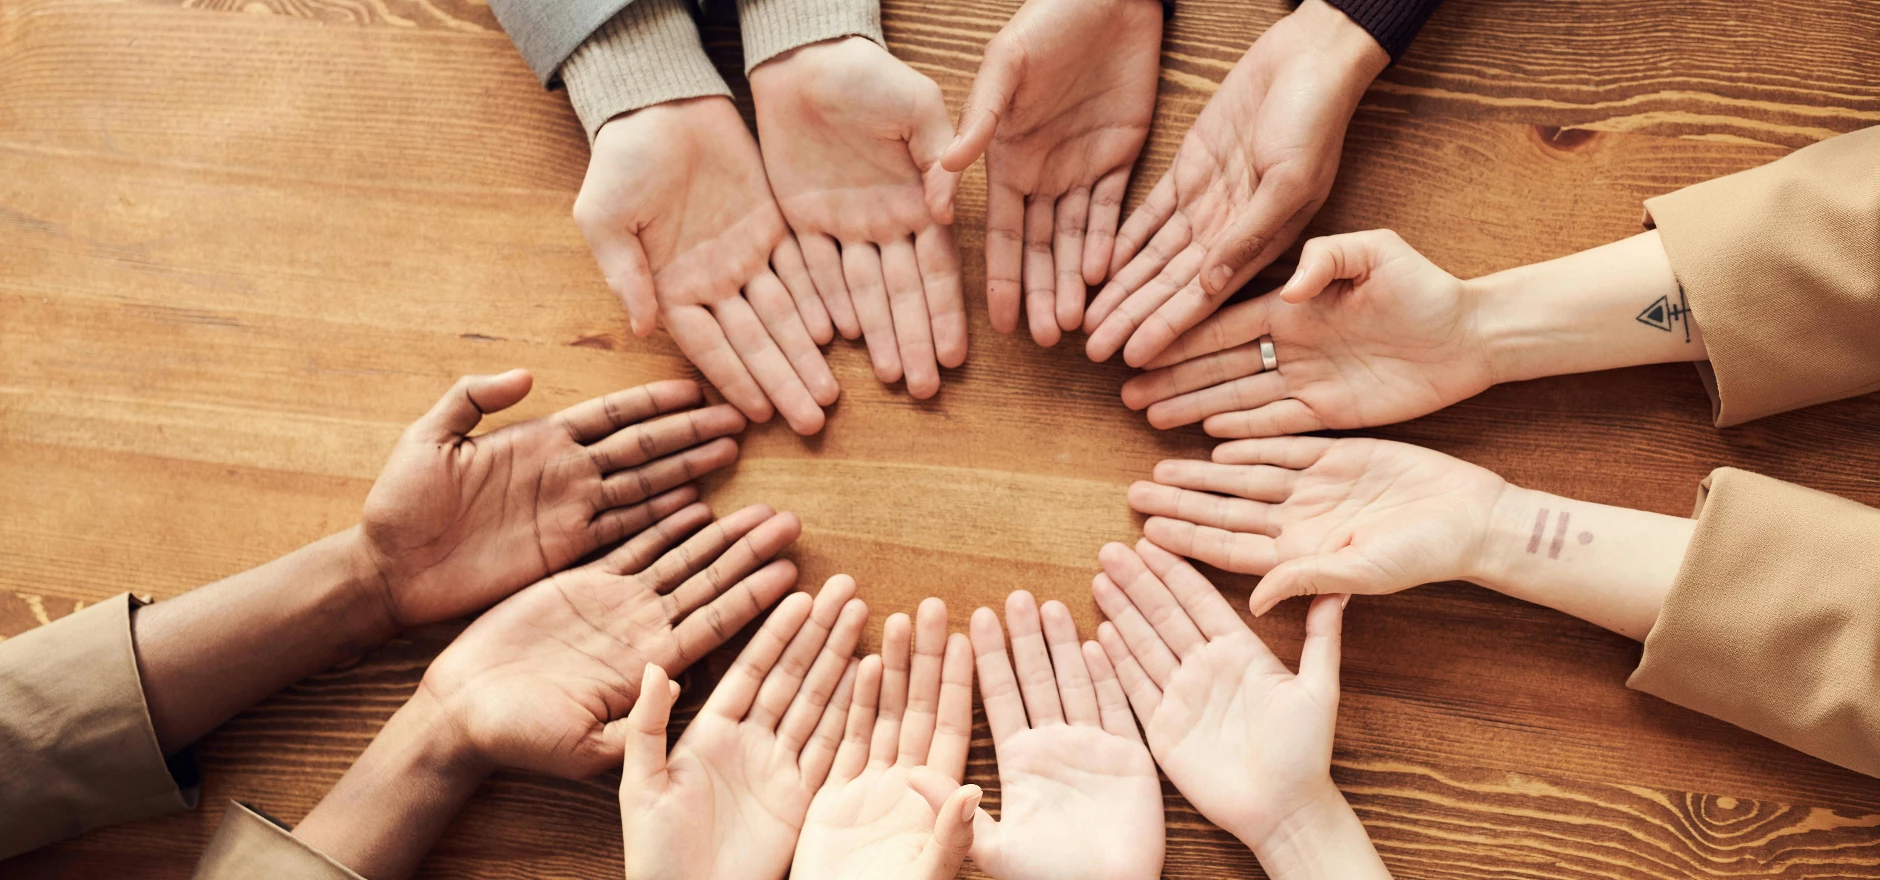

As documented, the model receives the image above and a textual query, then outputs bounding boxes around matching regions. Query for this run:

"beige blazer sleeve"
[1643,125,1880,427]
[191,802,365,880]
[1629,467,1880,778]
[0,593,194,859]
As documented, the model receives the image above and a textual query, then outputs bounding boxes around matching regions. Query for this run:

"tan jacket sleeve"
[0,593,195,859]
[1629,467,1880,778]
[560,0,733,142]
[1643,125,1880,427]
[736,0,884,72]
[191,801,365,880]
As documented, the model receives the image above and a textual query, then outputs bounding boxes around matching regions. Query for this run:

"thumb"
[940,42,1021,173]
[1296,593,1346,702]
[589,229,660,337]
[616,665,678,788]
[1276,229,1399,304]
[1248,548,1376,618]
[911,782,983,880]
[411,369,533,443]
[1197,172,1311,297]
[906,75,963,227]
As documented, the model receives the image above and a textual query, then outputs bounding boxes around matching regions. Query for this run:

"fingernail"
[629,315,644,335]
[1340,594,1352,609]
[963,790,982,821]
[1207,264,1232,293]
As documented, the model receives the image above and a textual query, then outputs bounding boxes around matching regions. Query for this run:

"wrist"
[339,525,406,642]
[1467,482,1541,593]
[379,686,494,784]
[1289,0,1392,89]
[1245,781,1388,880]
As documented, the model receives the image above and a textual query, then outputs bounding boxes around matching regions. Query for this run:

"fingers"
[1132,538,1251,640]
[583,227,658,336]
[830,654,882,783]
[911,782,983,880]
[1090,572,1178,688]
[906,75,962,226]
[772,234,835,344]
[871,612,911,767]
[1212,435,1337,468]
[598,437,740,512]
[1248,549,1375,618]
[1140,295,1272,372]
[712,296,826,435]
[411,369,533,443]
[984,182,1026,335]
[620,664,675,786]
[585,403,746,475]
[898,597,950,766]
[1097,542,1206,658]
[1041,600,1099,726]
[1053,188,1091,333]
[1097,621,1162,722]
[1154,459,1297,502]
[597,501,713,576]
[882,238,940,399]
[1202,398,1327,439]
[1104,170,1177,288]
[558,379,705,444]
[672,558,799,672]
[1127,480,1274,536]
[1087,238,1204,364]
[1004,590,1064,728]
[802,233,860,340]
[799,658,860,790]
[1143,518,1279,575]
[747,270,840,409]
[970,605,1028,745]
[917,224,969,370]
[1022,195,1060,347]
[702,590,814,721]
[588,484,701,549]
[1083,168,1131,287]
[775,596,868,756]
[1197,170,1313,299]
[631,502,771,585]
[663,305,773,424]
[745,576,856,730]
[1298,593,1346,702]
[843,240,903,385]
[942,35,1020,173]
[1082,640,1142,742]
[1142,367,1287,432]
[662,509,802,620]
[1124,274,1242,369]
[1277,229,1409,304]
[928,632,974,779]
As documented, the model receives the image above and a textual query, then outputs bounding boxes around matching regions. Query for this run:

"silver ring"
[1258,335,1278,372]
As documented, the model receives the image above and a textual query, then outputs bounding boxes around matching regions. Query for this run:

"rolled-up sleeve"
[1629,468,1880,778]
[0,594,196,859]
[191,802,365,880]
[1643,125,1880,427]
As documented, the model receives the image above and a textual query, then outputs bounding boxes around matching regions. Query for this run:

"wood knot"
[1532,126,1602,153]
[572,333,618,351]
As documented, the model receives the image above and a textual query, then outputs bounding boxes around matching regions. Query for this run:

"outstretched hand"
[416,503,802,779]
[361,372,745,628]
[752,37,966,399]
[966,591,1164,880]
[619,576,870,880]
[942,0,1163,346]
[1084,0,1389,367]
[1128,436,1509,616]
[577,96,840,434]
[794,598,981,880]
[1121,229,1495,436]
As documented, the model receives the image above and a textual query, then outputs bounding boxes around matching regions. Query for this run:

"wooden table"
[4,0,1879,876]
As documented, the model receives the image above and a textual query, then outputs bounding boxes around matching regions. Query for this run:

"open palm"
[1123,229,1496,437]
[941,0,1162,345]
[360,374,744,627]
[621,578,869,880]
[418,504,801,779]
[967,592,1163,880]
[752,37,966,399]
[1128,436,1509,616]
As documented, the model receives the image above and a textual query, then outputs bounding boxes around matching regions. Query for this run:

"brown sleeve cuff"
[0,593,195,860]
[736,0,884,73]
[192,801,365,880]
[1629,468,1880,778]
[1642,126,1880,427]
[561,0,733,142]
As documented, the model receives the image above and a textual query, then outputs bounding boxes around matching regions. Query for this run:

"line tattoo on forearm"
[1635,284,1693,343]
[1527,507,1593,559]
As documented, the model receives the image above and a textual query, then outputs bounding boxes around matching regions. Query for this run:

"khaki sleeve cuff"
[561,0,732,142]
[1642,126,1880,427]
[0,593,195,860]
[737,0,884,73]
[192,802,365,880]
[1629,468,1880,778]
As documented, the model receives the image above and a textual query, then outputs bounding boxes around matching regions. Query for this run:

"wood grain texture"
[5,0,1880,877]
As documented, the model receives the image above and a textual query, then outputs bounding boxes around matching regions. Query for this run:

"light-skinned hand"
[1128,436,1508,616]
[793,598,981,880]
[1092,541,1386,878]
[965,591,1164,880]
[577,96,840,434]
[1120,229,1494,436]
[1084,0,1389,367]
[361,372,745,628]
[940,0,1163,346]
[416,503,802,778]
[751,37,966,399]
[619,576,871,880]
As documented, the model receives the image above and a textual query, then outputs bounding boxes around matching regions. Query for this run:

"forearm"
[1245,784,1390,880]
[133,527,396,754]
[1475,230,1707,384]
[1470,484,1694,642]
[293,691,489,880]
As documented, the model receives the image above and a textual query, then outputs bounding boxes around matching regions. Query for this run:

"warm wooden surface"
[4,0,1880,876]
